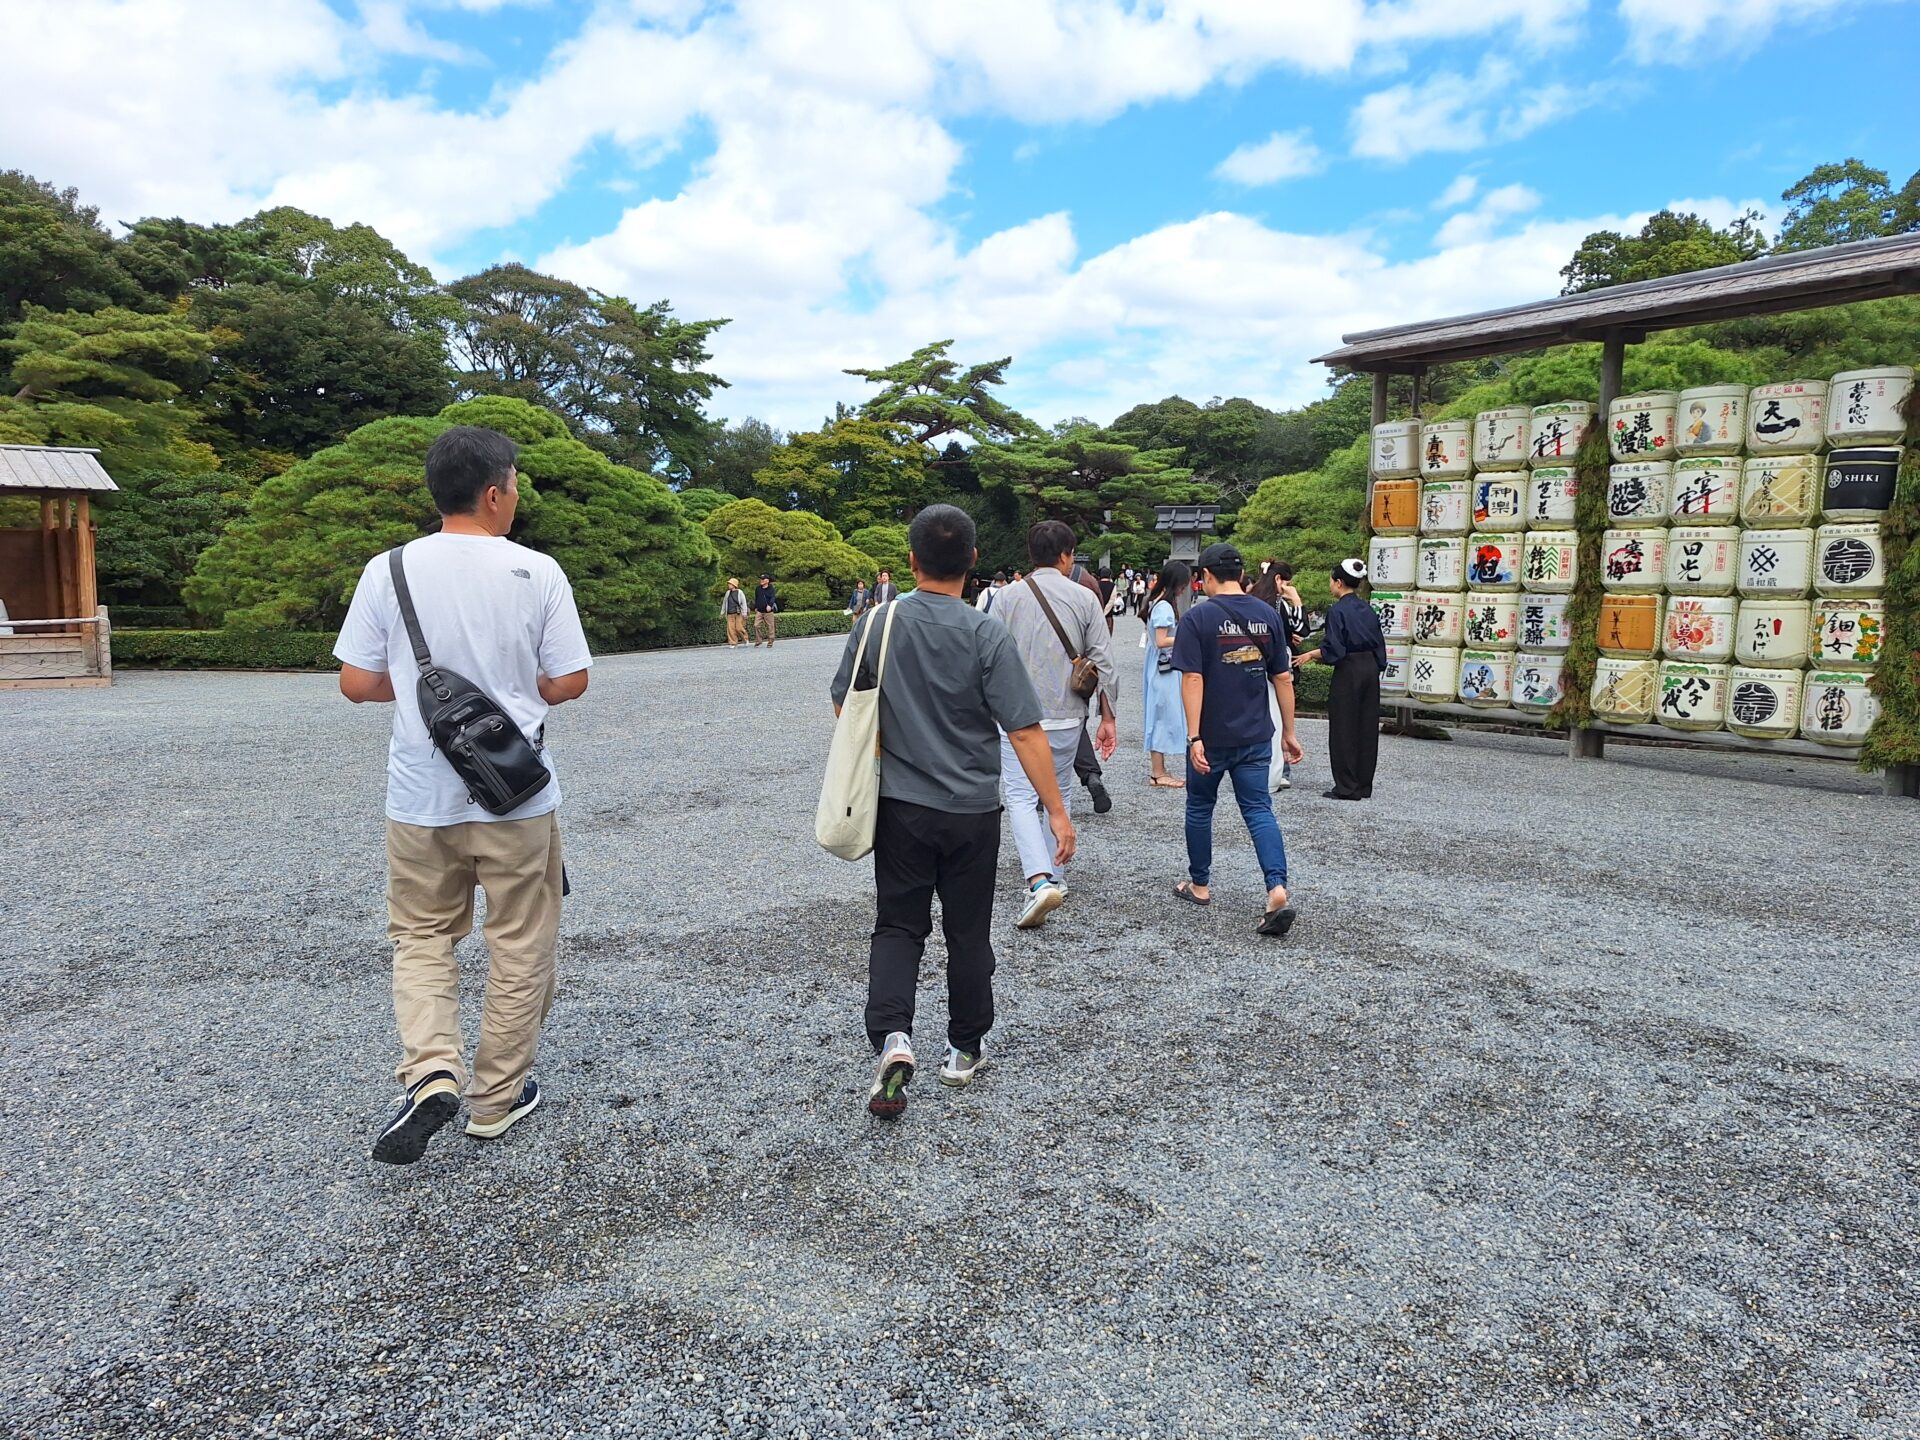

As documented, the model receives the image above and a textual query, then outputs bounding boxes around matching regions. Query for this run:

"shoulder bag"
[1026,575,1101,700]
[815,601,899,861]
[389,545,553,816]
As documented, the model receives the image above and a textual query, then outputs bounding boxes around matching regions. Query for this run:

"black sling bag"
[388,545,553,816]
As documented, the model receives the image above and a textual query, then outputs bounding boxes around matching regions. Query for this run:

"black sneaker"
[371,1070,461,1165]
[465,1076,541,1140]
[1086,777,1112,814]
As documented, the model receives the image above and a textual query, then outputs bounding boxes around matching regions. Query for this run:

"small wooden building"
[0,444,118,690]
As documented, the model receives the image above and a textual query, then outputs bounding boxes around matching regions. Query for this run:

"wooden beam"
[75,494,98,618]
[1369,372,1387,428]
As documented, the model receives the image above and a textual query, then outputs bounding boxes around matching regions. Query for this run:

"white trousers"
[1000,728,1081,884]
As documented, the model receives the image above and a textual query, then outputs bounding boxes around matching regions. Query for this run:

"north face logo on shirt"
[511,568,531,579]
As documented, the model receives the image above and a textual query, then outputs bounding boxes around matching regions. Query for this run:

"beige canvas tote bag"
[815,600,899,860]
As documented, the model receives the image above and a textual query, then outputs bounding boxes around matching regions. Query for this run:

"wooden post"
[1370,371,1388,428]
[1885,763,1919,799]
[75,494,97,618]
[1368,371,1413,733]
[1570,333,1627,762]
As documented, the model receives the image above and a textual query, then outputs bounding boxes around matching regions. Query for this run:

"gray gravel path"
[2,617,1915,1438]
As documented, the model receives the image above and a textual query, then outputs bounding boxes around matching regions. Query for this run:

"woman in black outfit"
[1299,558,1387,800]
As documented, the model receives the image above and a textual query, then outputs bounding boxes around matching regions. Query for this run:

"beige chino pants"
[386,812,564,1122]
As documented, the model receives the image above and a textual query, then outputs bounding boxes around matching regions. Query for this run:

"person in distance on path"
[335,426,592,1163]
[870,570,901,606]
[1170,542,1305,938]
[1298,558,1387,801]
[720,576,749,648]
[750,573,780,646]
[830,505,1075,1119]
[988,521,1118,929]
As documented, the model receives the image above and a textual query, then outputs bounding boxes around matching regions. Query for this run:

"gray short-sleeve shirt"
[830,590,1042,813]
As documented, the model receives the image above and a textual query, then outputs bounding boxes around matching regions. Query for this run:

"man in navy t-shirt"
[1168,543,1306,937]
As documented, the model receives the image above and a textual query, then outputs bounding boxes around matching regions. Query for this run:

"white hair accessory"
[1338,558,1368,582]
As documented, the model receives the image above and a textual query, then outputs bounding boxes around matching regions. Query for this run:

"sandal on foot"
[1174,881,1211,907]
[1257,905,1297,938]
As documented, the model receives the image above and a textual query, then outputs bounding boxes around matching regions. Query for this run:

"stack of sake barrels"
[1590,368,1909,744]
[1366,402,1592,711]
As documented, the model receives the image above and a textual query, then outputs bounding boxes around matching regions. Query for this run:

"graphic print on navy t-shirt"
[1170,594,1288,751]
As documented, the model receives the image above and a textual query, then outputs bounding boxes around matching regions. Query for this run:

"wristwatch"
[1187,736,1201,747]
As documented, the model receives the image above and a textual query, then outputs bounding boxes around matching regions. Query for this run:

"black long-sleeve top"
[752,583,780,613]
[1320,592,1387,671]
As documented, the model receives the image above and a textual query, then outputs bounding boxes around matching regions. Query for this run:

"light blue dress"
[1142,599,1186,758]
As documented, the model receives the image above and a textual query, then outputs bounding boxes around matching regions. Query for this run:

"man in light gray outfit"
[987,519,1117,929]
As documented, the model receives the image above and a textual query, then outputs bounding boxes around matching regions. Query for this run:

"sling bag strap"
[1025,574,1084,665]
[389,544,455,702]
[1025,574,1102,700]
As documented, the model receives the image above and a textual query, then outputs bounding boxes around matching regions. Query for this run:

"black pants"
[1074,724,1103,784]
[866,799,1001,1053]
[1327,656,1382,798]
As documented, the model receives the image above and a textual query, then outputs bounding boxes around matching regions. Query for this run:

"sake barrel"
[1465,532,1523,591]
[1520,531,1578,593]
[1746,380,1826,454]
[1664,525,1738,595]
[1608,391,1677,461]
[1457,650,1513,707]
[1597,593,1663,658]
[1367,535,1418,588]
[1380,642,1412,698]
[1821,447,1901,520]
[1473,407,1530,471]
[1811,597,1884,669]
[1601,529,1667,593]
[1471,471,1528,532]
[1528,401,1594,465]
[1733,598,1812,668]
[1417,537,1467,591]
[1607,461,1671,528]
[1740,454,1818,525]
[1511,651,1565,711]
[1461,594,1521,649]
[1519,593,1574,651]
[1370,478,1420,535]
[1369,589,1415,642]
[1676,384,1746,456]
[1525,467,1578,529]
[1800,670,1880,746]
[1727,667,1802,740]
[1656,661,1729,732]
[1737,527,1815,598]
[1420,420,1473,478]
[1592,657,1658,723]
[1408,645,1461,703]
[1663,595,1737,662]
[1669,456,1741,525]
[1814,522,1885,596]
[1825,367,1913,446]
[1410,590,1465,646]
[1371,420,1421,478]
[1420,479,1472,537]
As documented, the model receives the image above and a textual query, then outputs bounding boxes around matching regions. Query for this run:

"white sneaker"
[867,1031,915,1118]
[938,1045,984,1087]
[1273,773,1292,792]
[1016,881,1065,929]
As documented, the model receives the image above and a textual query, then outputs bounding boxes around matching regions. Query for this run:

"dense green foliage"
[1544,425,1612,730]
[1861,398,1920,772]
[702,499,875,611]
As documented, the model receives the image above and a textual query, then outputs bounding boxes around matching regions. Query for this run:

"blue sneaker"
[370,1070,460,1165]
[465,1077,541,1139]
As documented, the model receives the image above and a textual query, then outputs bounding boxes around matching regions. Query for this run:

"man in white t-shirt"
[334,425,593,1165]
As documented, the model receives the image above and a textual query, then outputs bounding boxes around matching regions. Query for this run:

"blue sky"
[7,0,1917,432]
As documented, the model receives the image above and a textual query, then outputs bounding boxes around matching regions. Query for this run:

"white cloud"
[1214,130,1324,186]
[356,0,483,64]
[1433,183,1541,245]
[1350,58,1603,162]
[1433,173,1479,209]
[1618,0,1852,61]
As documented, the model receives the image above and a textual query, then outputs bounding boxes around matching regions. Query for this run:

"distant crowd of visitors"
[335,425,1386,1160]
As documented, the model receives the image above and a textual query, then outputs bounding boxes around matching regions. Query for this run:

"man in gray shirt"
[831,504,1075,1120]
[986,520,1117,929]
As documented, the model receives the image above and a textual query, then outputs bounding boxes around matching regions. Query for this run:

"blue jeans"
[1186,742,1289,892]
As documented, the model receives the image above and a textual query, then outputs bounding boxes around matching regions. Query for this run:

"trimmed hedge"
[113,611,860,670]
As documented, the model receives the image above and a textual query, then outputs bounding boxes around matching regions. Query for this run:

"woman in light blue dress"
[1141,559,1191,787]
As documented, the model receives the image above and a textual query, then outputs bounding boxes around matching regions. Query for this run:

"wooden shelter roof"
[1313,233,1920,373]
[0,445,120,494]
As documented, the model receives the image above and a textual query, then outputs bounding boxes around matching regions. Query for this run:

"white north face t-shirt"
[333,533,594,827]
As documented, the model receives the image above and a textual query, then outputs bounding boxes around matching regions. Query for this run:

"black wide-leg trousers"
[1327,656,1382,799]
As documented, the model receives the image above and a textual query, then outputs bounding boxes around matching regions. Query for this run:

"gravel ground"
[2,616,1915,1439]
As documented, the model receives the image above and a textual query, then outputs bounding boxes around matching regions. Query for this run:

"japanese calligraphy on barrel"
[1511,651,1565,711]
[1368,589,1415,642]
[1591,657,1658,723]
[1473,407,1531,471]
[1597,593,1663,658]
[1520,531,1578,593]
[1736,527,1814,598]
[1608,391,1677,461]
[1367,535,1417,588]
[1527,402,1594,465]
[1745,380,1826,454]
[1408,645,1461,703]
[1733,599,1812,667]
[1518,593,1573,652]
[1675,384,1745,456]
[1810,597,1884,669]
[1740,454,1817,525]
[1420,420,1473,478]
[1799,670,1879,746]
[1655,661,1729,732]
[1371,420,1421,479]
[1417,537,1467,591]
[1607,461,1671,528]
[1471,471,1528,532]
[1601,528,1667,593]
[1664,596,1737,662]
[1726,667,1802,739]
[1664,526,1738,596]
[1461,594,1520,649]
[1525,467,1578,529]
[1820,448,1901,521]
[1410,590,1465,646]
[1465,532,1522,591]
[1824,368,1913,446]
[1380,642,1411,697]
[1669,457,1740,525]
[1370,479,1420,535]
[1420,479,1471,537]
[1813,522,1885,596]
[1457,650,1513,707]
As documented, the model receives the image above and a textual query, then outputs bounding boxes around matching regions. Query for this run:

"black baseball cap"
[1197,542,1244,576]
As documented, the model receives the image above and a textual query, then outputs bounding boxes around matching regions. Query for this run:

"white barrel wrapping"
[1511,651,1565,710]
[1607,461,1671,528]
[1528,402,1594,465]
[1656,661,1730,732]
[1601,528,1668,593]
[1800,670,1879,746]
[1733,599,1812,668]
[1745,380,1826,454]
[1473,408,1531,471]
[1740,454,1818,526]
[1663,596,1738,663]
[1676,385,1746,456]
[1813,522,1886,596]
[1608,391,1678,461]
[1727,667,1802,739]
[1825,368,1913,446]
[1736,527,1815,598]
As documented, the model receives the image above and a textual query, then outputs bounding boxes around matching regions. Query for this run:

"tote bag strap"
[850,598,901,693]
